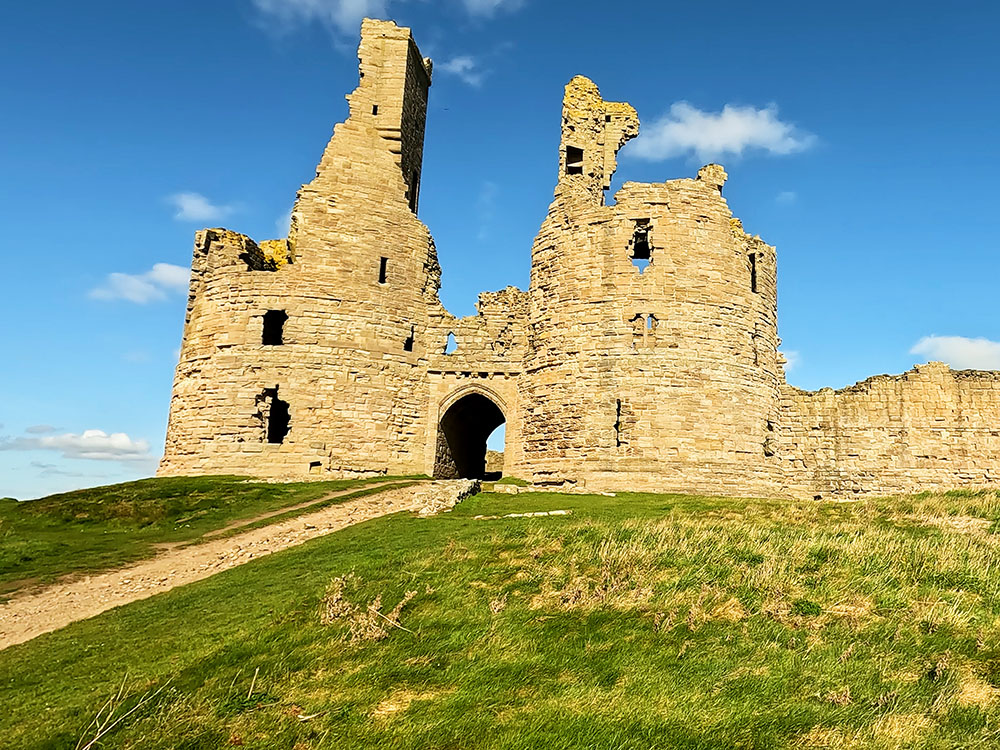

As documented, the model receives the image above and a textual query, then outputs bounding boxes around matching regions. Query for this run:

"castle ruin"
[159,19,1000,499]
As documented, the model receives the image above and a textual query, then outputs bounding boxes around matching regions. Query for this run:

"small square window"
[566,146,584,175]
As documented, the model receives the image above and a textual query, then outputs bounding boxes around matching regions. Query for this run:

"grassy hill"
[4,484,1000,748]
[0,475,417,600]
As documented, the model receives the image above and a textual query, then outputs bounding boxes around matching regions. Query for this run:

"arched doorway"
[434,390,505,479]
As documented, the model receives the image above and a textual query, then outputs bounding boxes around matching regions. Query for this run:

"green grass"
[494,476,531,486]
[6,488,1000,748]
[0,475,418,598]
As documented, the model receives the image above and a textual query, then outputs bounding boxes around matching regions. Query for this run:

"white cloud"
[89,263,190,304]
[910,336,1000,370]
[251,0,391,33]
[630,102,816,162]
[776,191,797,204]
[167,192,236,223]
[0,430,152,462]
[438,55,485,86]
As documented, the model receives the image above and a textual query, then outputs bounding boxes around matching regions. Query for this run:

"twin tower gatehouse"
[159,20,1000,499]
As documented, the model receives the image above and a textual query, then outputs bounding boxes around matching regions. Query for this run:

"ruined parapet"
[778,362,1000,498]
[557,76,639,203]
[304,19,432,217]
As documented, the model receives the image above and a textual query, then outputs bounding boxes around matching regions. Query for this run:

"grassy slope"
[5,489,1000,748]
[0,476,416,598]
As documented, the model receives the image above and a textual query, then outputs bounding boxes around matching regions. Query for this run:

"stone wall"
[779,363,1000,498]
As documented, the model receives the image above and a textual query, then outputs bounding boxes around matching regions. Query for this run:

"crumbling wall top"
[558,76,639,201]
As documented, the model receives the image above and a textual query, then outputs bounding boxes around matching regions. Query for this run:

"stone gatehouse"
[159,19,1000,499]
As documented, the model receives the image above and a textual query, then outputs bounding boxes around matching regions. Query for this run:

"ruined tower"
[160,20,440,476]
[517,77,782,495]
[160,19,1000,499]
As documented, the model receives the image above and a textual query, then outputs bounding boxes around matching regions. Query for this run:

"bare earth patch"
[0,482,472,650]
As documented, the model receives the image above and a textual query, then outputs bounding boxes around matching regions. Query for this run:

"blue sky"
[2,0,998,499]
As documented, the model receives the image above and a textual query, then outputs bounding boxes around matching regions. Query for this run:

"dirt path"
[198,479,416,540]
[0,481,476,651]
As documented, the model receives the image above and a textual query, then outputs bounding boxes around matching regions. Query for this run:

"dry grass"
[319,574,417,642]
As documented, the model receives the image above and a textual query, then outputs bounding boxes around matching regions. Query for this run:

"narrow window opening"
[631,220,652,272]
[750,253,759,294]
[566,146,584,175]
[378,257,388,284]
[262,310,288,346]
[262,388,291,444]
[309,460,322,473]
[630,314,644,346]
[614,399,623,447]
[444,332,457,355]
[646,315,656,331]
[605,114,612,123]
[763,419,776,457]
[408,170,420,212]
[404,326,415,352]
[372,104,379,115]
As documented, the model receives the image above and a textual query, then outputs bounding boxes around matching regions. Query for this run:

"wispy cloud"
[438,55,486,86]
[460,0,523,17]
[251,0,525,35]
[251,0,389,34]
[122,350,153,364]
[25,425,58,435]
[30,461,90,479]
[910,335,1000,370]
[167,192,236,223]
[89,263,189,304]
[475,180,498,241]
[0,429,152,462]
[276,207,293,236]
[781,350,802,371]
[776,191,797,204]
[630,102,816,162]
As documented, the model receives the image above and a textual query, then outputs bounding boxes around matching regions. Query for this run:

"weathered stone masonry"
[159,19,1000,499]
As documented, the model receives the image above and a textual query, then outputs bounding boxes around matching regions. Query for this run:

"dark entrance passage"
[434,392,505,479]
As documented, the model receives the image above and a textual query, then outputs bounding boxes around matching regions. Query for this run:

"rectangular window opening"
[750,253,759,294]
[262,310,288,346]
[404,326,415,352]
[631,220,652,273]
[566,146,584,175]
[378,257,388,284]
[372,104,378,115]
[614,399,623,447]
